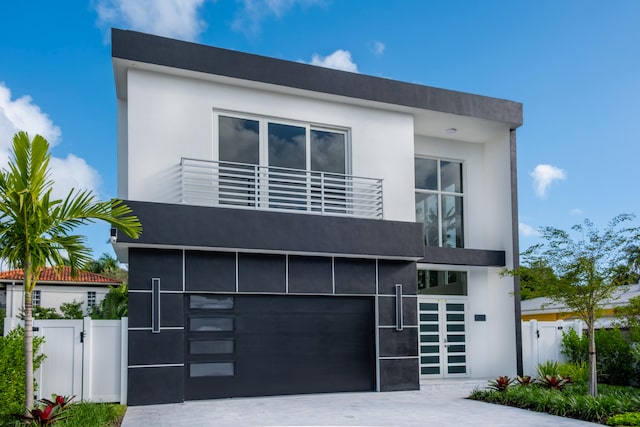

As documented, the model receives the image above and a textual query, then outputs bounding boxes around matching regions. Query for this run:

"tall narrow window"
[310,129,347,213]
[32,290,41,307]
[415,158,464,247]
[218,116,260,206]
[87,291,97,308]
[268,123,306,209]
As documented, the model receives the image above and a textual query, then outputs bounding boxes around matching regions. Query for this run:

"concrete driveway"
[121,381,599,426]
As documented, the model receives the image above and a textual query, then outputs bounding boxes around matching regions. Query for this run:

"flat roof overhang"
[111,29,523,140]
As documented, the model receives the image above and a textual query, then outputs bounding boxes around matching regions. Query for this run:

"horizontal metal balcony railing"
[181,158,383,219]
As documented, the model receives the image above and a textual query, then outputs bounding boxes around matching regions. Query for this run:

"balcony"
[181,158,383,219]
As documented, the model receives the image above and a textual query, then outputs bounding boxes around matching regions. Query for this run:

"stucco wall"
[123,68,416,222]
[3,285,111,318]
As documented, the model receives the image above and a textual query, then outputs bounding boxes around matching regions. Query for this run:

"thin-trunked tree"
[0,132,141,413]
[504,214,639,397]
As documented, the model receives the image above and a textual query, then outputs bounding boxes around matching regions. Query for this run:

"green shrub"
[608,412,640,426]
[469,384,640,423]
[537,360,560,378]
[562,328,587,362]
[597,328,634,385]
[487,376,514,391]
[0,327,45,424]
[559,361,589,384]
[91,285,127,319]
[561,327,636,386]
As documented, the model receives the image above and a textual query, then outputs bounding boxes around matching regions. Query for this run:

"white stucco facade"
[2,284,112,319]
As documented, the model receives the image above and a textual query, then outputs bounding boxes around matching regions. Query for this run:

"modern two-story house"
[111,29,523,406]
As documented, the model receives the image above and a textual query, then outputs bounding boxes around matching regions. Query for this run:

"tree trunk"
[588,319,597,397]
[24,289,34,414]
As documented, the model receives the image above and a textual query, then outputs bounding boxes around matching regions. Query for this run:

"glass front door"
[418,297,468,378]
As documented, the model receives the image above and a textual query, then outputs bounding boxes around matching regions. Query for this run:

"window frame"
[414,156,466,248]
[417,267,469,296]
[214,110,352,175]
[87,291,97,308]
[32,290,41,307]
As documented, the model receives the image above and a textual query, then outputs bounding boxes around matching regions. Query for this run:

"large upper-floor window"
[217,113,348,175]
[216,113,349,212]
[415,157,464,247]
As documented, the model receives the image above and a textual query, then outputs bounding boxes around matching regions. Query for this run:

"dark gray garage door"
[185,294,375,400]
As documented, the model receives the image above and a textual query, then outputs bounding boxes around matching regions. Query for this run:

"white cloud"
[530,164,567,198]
[372,41,385,56]
[232,0,323,35]
[49,154,102,199]
[570,208,584,216]
[308,50,358,73]
[0,83,102,197]
[94,0,207,42]
[519,222,539,237]
[0,83,61,148]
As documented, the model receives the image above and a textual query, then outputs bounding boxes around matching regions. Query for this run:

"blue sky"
[1,0,639,261]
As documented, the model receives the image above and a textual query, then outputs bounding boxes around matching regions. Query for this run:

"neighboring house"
[521,283,640,328]
[110,29,524,406]
[0,266,121,318]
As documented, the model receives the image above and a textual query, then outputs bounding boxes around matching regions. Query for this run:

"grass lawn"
[0,403,126,427]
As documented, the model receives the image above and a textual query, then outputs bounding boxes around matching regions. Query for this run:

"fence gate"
[33,319,84,400]
[521,319,582,376]
[3,317,127,403]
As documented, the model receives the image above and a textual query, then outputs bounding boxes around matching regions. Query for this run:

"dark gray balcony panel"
[128,366,184,406]
[185,251,236,292]
[422,246,506,267]
[238,253,286,293]
[334,259,376,295]
[378,260,418,295]
[378,295,418,327]
[379,328,419,357]
[288,256,333,294]
[379,358,420,392]
[115,201,424,260]
[129,248,183,291]
[128,329,184,366]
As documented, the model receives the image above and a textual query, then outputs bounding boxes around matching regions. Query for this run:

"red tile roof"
[0,266,122,285]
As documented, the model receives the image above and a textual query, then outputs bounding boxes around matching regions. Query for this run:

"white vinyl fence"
[521,319,583,376]
[3,317,127,404]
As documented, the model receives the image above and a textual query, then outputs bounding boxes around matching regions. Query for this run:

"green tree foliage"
[0,328,45,422]
[561,328,635,386]
[616,295,640,342]
[91,285,128,319]
[505,214,640,397]
[84,252,128,284]
[517,261,558,300]
[18,301,85,320]
[0,132,141,412]
[59,301,84,319]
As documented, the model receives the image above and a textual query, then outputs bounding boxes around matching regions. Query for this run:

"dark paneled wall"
[127,247,420,404]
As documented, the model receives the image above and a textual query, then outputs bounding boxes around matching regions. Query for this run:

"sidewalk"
[121,381,598,426]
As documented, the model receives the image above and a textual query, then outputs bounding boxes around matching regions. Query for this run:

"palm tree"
[0,132,141,413]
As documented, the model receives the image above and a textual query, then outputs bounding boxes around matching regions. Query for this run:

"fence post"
[120,317,128,405]
[82,317,92,401]
[530,319,538,372]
